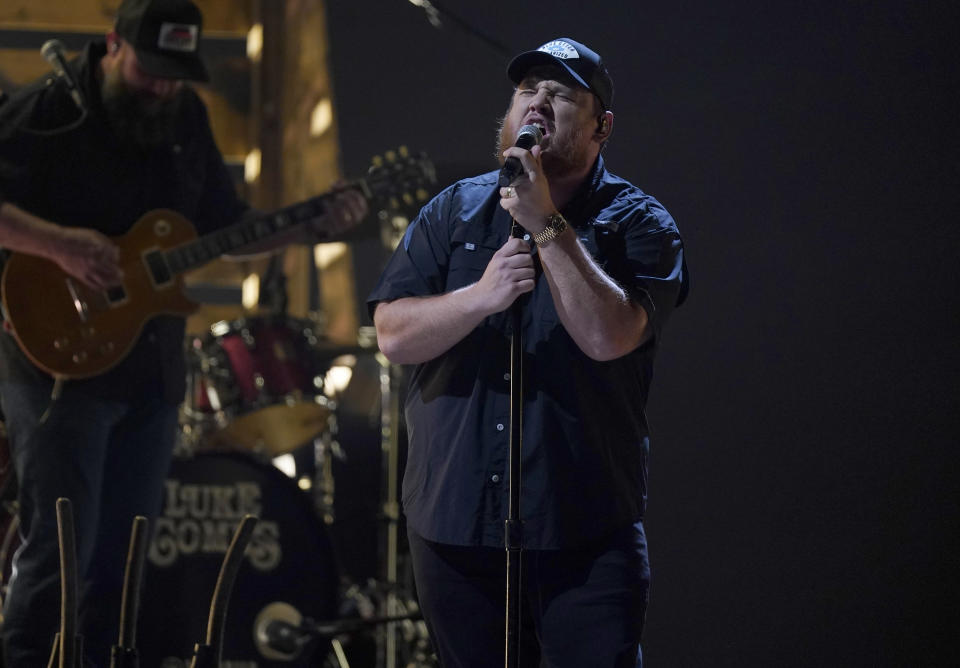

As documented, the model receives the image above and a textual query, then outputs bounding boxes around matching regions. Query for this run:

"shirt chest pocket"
[445,239,498,292]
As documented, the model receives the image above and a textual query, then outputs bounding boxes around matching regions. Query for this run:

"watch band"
[533,212,567,246]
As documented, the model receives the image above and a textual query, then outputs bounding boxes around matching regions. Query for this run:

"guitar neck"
[164,179,371,275]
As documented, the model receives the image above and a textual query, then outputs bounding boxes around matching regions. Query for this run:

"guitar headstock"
[365,147,436,217]
[364,147,437,250]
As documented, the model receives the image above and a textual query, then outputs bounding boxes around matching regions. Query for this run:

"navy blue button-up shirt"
[368,156,688,549]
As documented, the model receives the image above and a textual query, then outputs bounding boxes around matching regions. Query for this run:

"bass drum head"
[139,451,340,666]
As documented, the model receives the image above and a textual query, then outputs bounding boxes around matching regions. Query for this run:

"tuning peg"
[416,188,429,202]
[399,146,409,157]
[389,196,400,210]
[385,150,397,162]
[371,155,383,167]
[402,192,414,206]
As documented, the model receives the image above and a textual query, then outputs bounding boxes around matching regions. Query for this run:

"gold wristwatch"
[533,212,567,246]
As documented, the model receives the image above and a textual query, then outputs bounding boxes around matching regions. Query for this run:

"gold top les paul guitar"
[1,148,434,379]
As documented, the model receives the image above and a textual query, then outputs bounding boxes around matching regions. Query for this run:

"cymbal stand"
[312,412,341,526]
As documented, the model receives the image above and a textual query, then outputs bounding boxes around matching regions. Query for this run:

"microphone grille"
[517,124,543,144]
[41,39,65,63]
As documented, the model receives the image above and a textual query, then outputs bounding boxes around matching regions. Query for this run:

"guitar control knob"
[72,351,88,364]
[53,337,70,350]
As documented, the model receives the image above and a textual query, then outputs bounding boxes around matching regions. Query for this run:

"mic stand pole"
[504,221,525,668]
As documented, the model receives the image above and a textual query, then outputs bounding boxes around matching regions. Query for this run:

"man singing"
[368,37,689,667]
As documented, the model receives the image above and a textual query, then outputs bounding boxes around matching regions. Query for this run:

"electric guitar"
[1,148,434,379]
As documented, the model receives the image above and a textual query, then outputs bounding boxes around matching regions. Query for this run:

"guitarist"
[0,0,366,665]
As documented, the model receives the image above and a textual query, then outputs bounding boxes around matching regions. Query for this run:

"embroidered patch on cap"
[537,40,579,60]
[158,23,199,52]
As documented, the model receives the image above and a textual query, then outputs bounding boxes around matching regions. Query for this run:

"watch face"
[536,214,566,245]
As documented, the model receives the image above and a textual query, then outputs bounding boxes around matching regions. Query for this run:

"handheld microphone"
[41,39,85,112]
[498,124,543,187]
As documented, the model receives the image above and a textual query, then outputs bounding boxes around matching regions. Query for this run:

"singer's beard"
[495,116,591,180]
[101,68,181,151]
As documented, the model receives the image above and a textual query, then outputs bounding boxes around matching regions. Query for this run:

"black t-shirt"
[0,42,247,403]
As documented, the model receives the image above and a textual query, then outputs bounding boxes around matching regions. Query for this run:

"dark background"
[324,1,959,665]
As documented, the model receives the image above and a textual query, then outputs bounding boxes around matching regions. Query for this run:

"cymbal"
[205,402,331,457]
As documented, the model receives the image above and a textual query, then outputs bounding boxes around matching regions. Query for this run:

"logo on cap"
[537,40,579,60]
[158,22,198,52]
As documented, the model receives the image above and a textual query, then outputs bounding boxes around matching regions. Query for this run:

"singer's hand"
[45,227,123,290]
[471,237,535,314]
[498,145,556,235]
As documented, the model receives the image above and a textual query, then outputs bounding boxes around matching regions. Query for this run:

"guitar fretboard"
[163,195,334,275]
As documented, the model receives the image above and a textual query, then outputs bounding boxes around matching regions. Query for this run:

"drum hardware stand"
[312,414,344,525]
[377,353,403,668]
[258,610,424,668]
[260,252,290,316]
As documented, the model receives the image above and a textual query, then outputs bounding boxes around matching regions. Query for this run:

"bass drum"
[139,451,340,667]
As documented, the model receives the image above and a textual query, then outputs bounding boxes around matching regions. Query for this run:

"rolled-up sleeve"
[366,184,456,317]
[616,198,689,343]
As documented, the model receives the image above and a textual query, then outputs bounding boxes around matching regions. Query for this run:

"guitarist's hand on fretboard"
[309,180,369,240]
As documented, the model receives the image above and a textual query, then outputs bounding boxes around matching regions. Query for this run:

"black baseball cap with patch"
[507,37,614,110]
[115,0,209,82]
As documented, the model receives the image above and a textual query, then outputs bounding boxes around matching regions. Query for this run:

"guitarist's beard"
[101,67,182,151]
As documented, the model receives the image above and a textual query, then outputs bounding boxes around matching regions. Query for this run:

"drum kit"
[140,315,432,667]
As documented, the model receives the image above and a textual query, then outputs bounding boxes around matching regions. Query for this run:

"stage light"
[246,23,263,62]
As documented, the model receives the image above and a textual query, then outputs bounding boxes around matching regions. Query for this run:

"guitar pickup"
[105,285,127,304]
[143,248,172,287]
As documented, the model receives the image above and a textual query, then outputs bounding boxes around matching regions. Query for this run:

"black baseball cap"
[507,38,614,110]
[115,0,209,82]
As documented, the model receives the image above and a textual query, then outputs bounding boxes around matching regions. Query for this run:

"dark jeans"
[408,522,649,668]
[0,377,177,667]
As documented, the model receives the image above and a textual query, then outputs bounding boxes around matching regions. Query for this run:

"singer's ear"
[595,111,613,141]
[106,31,121,54]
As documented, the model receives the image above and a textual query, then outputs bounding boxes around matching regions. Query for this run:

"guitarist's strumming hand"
[45,227,123,290]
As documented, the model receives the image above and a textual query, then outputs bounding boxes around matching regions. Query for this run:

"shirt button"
[491,474,501,483]
[496,423,504,431]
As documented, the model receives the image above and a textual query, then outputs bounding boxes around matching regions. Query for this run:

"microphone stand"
[110,516,149,668]
[504,221,526,668]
